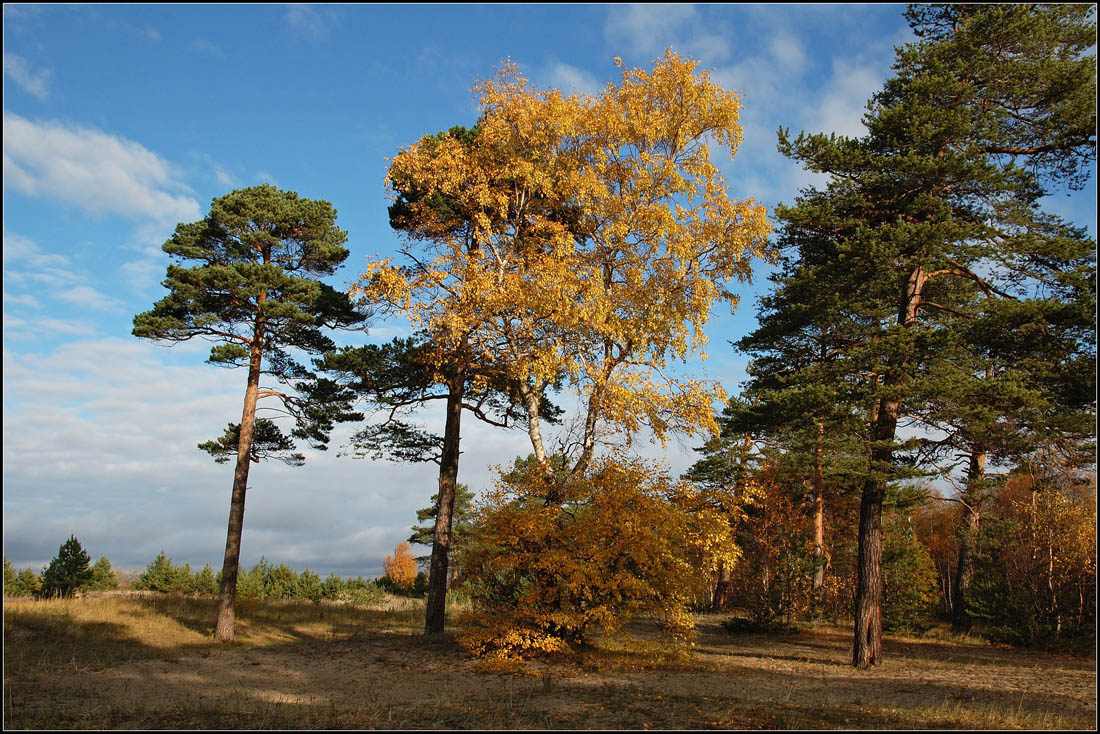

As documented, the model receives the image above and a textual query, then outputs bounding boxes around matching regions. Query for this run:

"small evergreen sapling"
[88,556,119,591]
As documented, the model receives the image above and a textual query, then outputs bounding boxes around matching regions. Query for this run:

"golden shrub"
[457,457,739,659]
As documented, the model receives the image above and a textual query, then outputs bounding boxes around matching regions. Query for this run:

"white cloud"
[705,23,895,205]
[213,165,236,188]
[768,34,807,75]
[3,5,39,22]
[0,337,540,575]
[3,52,51,101]
[120,256,167,294]
[710,32,807,115]
[605,4,697,58]
[2,313,97,338]
[3,292,41,309]
[0,325,719,576]
[2,229,125,314]
[53,284,123,311]
[2,229,68,270]
[543,62,602,97]
[815,59,881,139]
[285,5,335,40]
[1,5,42,35]
[683,32,733,65]
[2,111,201,223]
[604,5,733,64]
[364,323,411,341]
[0,328,708,576]
[131,220,176,249]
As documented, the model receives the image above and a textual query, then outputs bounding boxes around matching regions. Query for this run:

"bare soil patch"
[4,596,1095,729]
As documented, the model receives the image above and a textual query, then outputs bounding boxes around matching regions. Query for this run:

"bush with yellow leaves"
[457,457,739,659]
[381,541,418,591]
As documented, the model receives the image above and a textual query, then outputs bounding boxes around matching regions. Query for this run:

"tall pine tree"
[133,184,364,641]
[774,4,1094,666]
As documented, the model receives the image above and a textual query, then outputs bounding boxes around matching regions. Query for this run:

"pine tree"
[198,418,306,466]
[195,564,219,596]
[912,277,1095,632]
[40,535,94,598]
[133,184,365,641]
[298,568,322,603]
[730,249,884,596]
[322,126,563,636]
[774,4,1094,666]
[88,556,119,591]
[136,551,176,592]
[264,563,301,600]
[14,568,41,597]
[320,572,345,600]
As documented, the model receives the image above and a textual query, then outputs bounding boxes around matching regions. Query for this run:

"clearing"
[3,594,1095,729]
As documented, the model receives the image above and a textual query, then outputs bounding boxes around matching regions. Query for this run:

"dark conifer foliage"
[764,3,1094,666]
[40,535,93,598]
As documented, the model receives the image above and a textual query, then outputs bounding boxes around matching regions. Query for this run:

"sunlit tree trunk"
[812,420,827,592]
[215,314,264,642]
[425,359,465,636]
[518,379,550,467]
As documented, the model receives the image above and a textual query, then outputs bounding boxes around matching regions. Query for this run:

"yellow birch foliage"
[456,457,739,659]
[382,541,418,590]
[356,50,771,474]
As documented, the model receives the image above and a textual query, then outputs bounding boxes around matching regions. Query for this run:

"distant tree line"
[4,536,118,598]
[3,539,425,608]
[131,551,400,605]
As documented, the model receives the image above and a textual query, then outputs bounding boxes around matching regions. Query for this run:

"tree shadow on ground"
[125,594,426,644]
[6,602,1095,730]
[882,637,1096,670]
[696,619,1095,671]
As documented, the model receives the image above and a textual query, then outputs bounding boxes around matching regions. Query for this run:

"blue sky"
[4,4,1095,578]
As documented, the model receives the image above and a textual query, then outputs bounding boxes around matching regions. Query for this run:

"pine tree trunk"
[712,560,734,610]
[853,265,924,667]
[951,450,985,633]
[812,421,826,592]
[214,333,264,643]
[853,436,888,668]
[424,366,464,636]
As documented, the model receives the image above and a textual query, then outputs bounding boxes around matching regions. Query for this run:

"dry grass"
[3,593,422,676]
[4,595,1096,729]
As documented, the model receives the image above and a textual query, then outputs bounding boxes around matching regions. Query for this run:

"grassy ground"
[4,593,1096,729]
